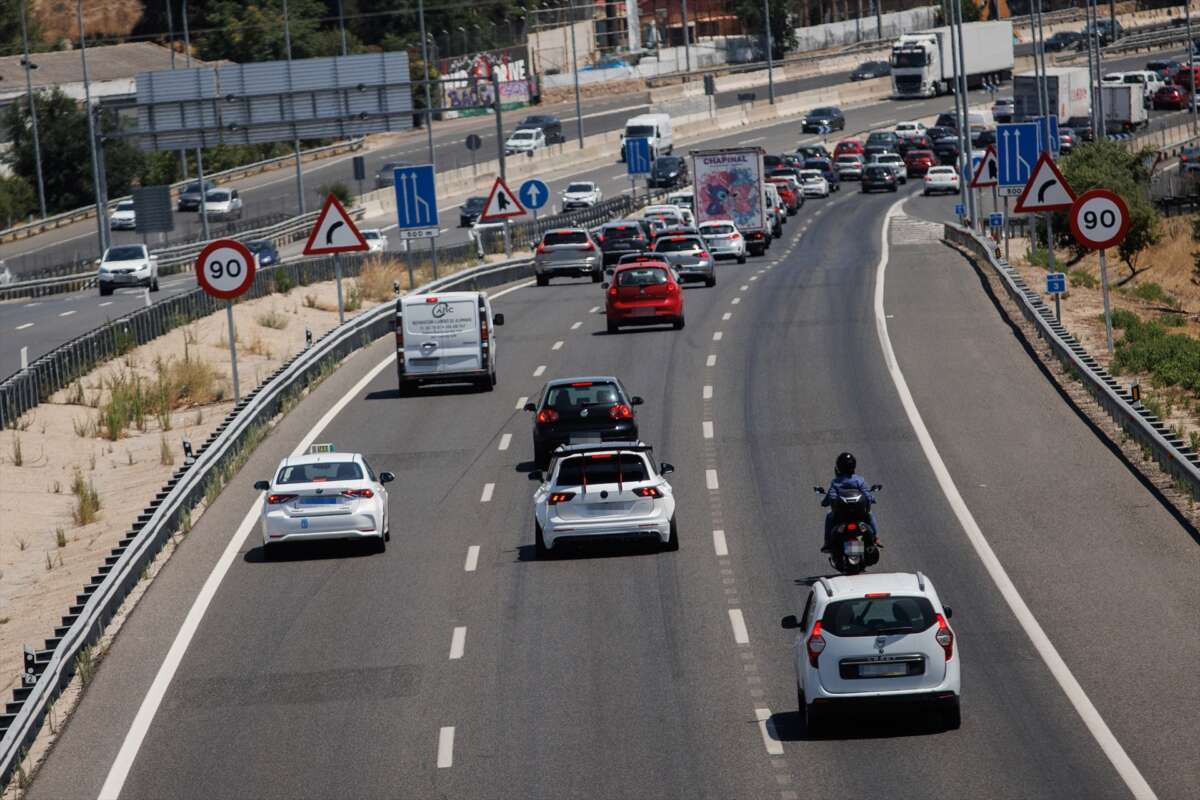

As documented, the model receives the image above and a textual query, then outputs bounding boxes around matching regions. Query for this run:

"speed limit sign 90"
[1069,189,1130,251]
[195,239,256,299]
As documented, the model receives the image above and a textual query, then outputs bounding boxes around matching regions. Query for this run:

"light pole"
[182,0,210,240]
[282,0,307,215]
[681,0,692,73]
[570,1,584,146]
[459,26,468,57]
[78,1,109,254]
[417,0,439,271]
[763,0,775,104]
[19,0,47,220]
[1187,0,1197,134]
[336,0,348,56]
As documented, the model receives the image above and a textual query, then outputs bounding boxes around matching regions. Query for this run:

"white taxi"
[254,445,393,557]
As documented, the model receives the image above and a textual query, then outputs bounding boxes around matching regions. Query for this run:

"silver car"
[650,234,715,287]
[835,154,864,180]
[698,221,747,264]
[534,228,601,285]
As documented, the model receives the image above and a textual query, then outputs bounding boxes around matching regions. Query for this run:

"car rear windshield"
[617,267,668,286]
[626,125,655,137]
[836,156,861,165]
[106,246,145,261]
[363,231,381,239]
[205,191,230,201]
[276,461,364,484]
[864,167,889,177]
[654,237,701,252]
[556,454,649,485]
[810,107,838,116]
[544,381,622,411]
[464,197,486,210]
[544,231,588,246]
[603,225,643,240]
[116,201,134,211]
[566,183,593,193]
[703,224,735,235]
[804,159,829,170]
[821,596,937,636]
[907,150,934,159]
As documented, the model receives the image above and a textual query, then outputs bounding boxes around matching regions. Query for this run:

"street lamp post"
[460,26,469,57]
[282,0,307,216]
[182,0,210,240]
[681,0,692,73]
[19,0,47,220]
[763,0,775,104]
[78,1,109,254]
[417,0,439,271]
[570,2,584,146]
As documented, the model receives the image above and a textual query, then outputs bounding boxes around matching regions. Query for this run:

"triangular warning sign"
[303,193,368,255]
[1014,153,1075,213]
[970,145,998,188]
[478,176,526,222]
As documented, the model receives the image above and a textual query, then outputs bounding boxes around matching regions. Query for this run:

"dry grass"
[70,467,101,526]
[256,309,290,330]
[355,256,406,302]
[245,335,274,358]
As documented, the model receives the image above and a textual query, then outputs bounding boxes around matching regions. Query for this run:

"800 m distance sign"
[196,239,256,300]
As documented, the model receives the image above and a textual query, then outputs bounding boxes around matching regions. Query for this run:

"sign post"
[195,239,257,404]
[519,178,550,223]
[479,176,527,257]
[1069,189,1130,354]
[303,193,370,322]
[465,134,482,175]
[1046,271,1067,322]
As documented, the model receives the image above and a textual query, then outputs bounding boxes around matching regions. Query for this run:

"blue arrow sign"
[989,212,1004,229]
[393,164,439,233]
[1037,115,1061,157]
[1046,272,1067,294]
[997,122,1040,190]
[518,179,549,211]
[626,137,653,176]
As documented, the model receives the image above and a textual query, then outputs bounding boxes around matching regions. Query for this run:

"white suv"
[782,571,960,733]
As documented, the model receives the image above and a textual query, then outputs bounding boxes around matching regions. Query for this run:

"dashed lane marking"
[449,627,467,660]
[515,396,528,410]
[728,609,750,645]
[464,546,480,572]
[755,708,784,756]
[533,365,546,377]
[498,433,511,451]
[552,340,563,350]
[590,306,601,313]
[706,354,717,367]
[480,483,495,503]
[15,323,33,331]
[702,421,714,439]
[731,297,741,305]
[703,385,713,400]
[705,469,719,490]
[437,726,455,768]
[712,529,728,556]
[712,331,723,341]
[99,301,112,307]
[570,321,582,330]
[739,285,749,291]
[722,312,731,321]
[59,310,76,317]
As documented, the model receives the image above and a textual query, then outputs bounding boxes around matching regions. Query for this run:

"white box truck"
[1013,67,1091,122]
[1102,83,1149,132]
[891,20,1014,98]
[690,147,769,256]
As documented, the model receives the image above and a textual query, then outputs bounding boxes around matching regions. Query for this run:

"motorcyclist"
[820,452,879,553]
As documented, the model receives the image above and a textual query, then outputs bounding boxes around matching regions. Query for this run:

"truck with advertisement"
[890,20,1014,98]
[1013,67,1091,122]
[690,146,769,256]
[1101,83,1148,132]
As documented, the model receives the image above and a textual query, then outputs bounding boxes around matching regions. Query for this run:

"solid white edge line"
[437,726,455,768]
[728,608,750,645]
[480,483,495,503]
[702,420,714,439]
[712,529,728,556]
[97,353,398,800]
[487,280,535,300]
[449,627,467,660]
[464,545,480,572]
[705,469,719,490]
[754,707,784,756]
[873,200,1157,800]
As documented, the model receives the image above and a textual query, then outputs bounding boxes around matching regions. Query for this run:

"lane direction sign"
[1069,189,1130,250]
[1036,115,1061,157]
[1014,153,1075,213]
[519,178,550,211]
[479,176,526,222]
[196,239,256,299]
[304,193,369,255]
[997,122,1039,195]
[971,145,999,188]
[392,164,439,239]
[626,137,653,176]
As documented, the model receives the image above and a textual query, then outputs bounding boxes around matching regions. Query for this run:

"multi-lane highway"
[23,104,1200,799]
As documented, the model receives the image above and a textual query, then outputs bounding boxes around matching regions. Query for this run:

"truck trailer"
[891,20,1014,99]
[690,147,769,256]
[1013,67,1091,122]
[1102,83,1148,132]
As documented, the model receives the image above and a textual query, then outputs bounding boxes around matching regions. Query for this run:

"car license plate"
[570,433,601,444]
[410,357,437,366]
[859,662,908,678]
[301,496,339,505]
[631,307,657,316]
[585,502,633,516]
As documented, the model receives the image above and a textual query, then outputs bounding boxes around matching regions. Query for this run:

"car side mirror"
[944,606,953,619]
[630,396,644,406]
[659,462,674,476]
[380,472,395,484]
[524,402,537,412]
[529,470,544,482]
[870,483,883,492]
[254,480,269,491]
[600,282,609,289]
[493,313,504,326]
[780,614,800,629]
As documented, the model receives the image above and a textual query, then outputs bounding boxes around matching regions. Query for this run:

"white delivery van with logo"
[395,291,504,395]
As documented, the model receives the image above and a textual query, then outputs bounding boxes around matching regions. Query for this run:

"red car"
[1153,84,1189,110]
[604,259,684,333]
[903,149,936,177]
[834,139,864,158]
[767,178,801,214]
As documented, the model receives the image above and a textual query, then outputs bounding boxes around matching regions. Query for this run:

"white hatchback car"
[362,228,388,253]
[782,571,960,733]
[922,166,961,196]
[254,447,394,557]
[894,120,927,139]
[798,169,830,198]
[532,442,677,555]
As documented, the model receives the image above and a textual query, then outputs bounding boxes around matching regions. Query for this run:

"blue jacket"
[822,474,875,507]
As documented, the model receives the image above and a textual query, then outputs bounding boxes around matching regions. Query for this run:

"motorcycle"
[813,483,883,574]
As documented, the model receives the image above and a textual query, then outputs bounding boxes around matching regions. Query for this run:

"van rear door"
[403,295,481,375]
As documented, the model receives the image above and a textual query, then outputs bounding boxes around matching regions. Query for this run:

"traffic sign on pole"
[626,137,653,176]
[1014,153,1075,213]
[970,145,998,188]
[392,164,440,239]
[195,239,256,300]
[989,212,1004,229]
[996,122,1040,195]
[1046,272,1067,294]
[518,179,550,211]
[1036,115,1061,157]
[1069,189,1130,250]
[479,176,526,222]
[304,194,369,255]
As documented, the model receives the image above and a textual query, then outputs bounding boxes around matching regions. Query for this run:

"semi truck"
[690,147,769,256]
[1102,83,1148,132]
[1013,67,1091,122]
[890,20,1014,98]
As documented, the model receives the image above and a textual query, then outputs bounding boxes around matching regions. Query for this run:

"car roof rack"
[817,577,835,598]
[552,441,650,456]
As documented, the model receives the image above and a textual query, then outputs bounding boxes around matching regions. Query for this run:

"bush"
[1110,308,1141,329]
[1067,269,1097,290]
[1128,282,1180,308]
[256,309,290,330]
[318,180,354,209]
[273,268,294,294]
[70,467,101,525]
[1110,315,1200,392]
[356,257,404,302]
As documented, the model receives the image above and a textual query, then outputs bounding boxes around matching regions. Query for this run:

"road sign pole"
[405,240,415,288]
[1098,249,1115,354]
[1054,289,1061,323]
[1003,196,1010,262]
[334,252,345,323]
[225,299,240,405]
[502,220,511,258]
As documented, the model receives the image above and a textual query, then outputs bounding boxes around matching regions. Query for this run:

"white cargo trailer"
[1013,67,1091,123]
[891,21,1014,98]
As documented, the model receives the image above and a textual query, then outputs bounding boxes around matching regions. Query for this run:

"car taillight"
[597,233,605,242]
[267,494,297,505]
[395,327,404,347]
[536,408,559,424]
[697,251,709,259]
[730,232,741,240]
[633,486,662,498]
[935,613,954,660]
[609,403,634,420]
[847,522,858,531]
[480,315,489,342]
[342,489,374,499]
[666,282,678,293]
[536,243,546,254]
[806,620,826,668]
[548,491,576,505]
[608,286,618,298]
[582,242,595,251]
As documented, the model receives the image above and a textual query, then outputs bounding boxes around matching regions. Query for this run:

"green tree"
[732,0,798,59]
[198,0,334,62]
[2,88,95,213]
[960,0,983,24]
[0,174,36,228]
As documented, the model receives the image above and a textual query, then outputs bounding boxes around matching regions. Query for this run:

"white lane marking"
[722,312,731,321]
[706,354,717,367]
[739,284,749,291]
[712,331,723,341]
[873,201,1158,800]
[590,305,601,313]
[487,279,536,300]
[99,301,113,307]
[437,726,455,768]
[570,321,582,330]
[712,529,728,556]
[703,385,713,400]
[449,627,467,660]
[533,365,546,376]
[15,322,33,331]
[705,469,719,490]
[464,545,480,572]
[498,433,512,451]
[23,302,41,307]
[728,609,750,645]
[749,276,758,282]
[552,340,564,350]
[515,395,528,410]
[702,420,714,439]
[480,483,495,503]
[59,310,76,317]
[97,353,398,800]
[731,297,740,305]
[755,707,784,756]
[743,135,766,143]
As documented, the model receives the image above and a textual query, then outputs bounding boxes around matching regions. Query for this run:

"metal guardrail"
[944,223,1200,499]
[0,252,540,789]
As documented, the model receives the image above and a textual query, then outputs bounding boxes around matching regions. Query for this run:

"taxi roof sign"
[308,443,337,454]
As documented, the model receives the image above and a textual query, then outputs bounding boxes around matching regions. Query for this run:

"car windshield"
[105,246,145,261]
[184,182,211,194]
[363,231,381,240]
[654,158,682,171]
[654,237,701,252]
[464,197,486,210]
[626,124,655,137]
[702,223,735,235]
[521,117,552,126]
[821,596,936,636]
[115,201,134,211]
[544,231,588,246]
[810,108,837,117]
[908,150,934,159]
[804,160,829,170]
[205,191,230,202]
[544,381,622,409]
[511,130,536,140]
[929,167,955,175]
[555,454,649,486]
[865,167,889,178]
[566,183,593,193]
[246,240,270,252]
[276,461,363,484]
[617,267,668,286]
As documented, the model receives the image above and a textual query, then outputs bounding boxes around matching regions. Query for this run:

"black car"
[971,128,996,147]
[896,134,933,155]
[649,155,689,189]
[244,239,280,266]
[176,180,215,211]
[595,220,652,266]
[934,112,959,131]
[1064,116,1095,143]
[849,60,890,82]
[763,154,784,171]
[459,196,487,227]
[932,137,960,165]
[1084,20,1122,46]
[1044,31,1083,51]
[926,125,956,143]
[861,165,898,193]
[525,377,643,467]
[802,106,846,133]
[517,115,565,145]
[796,144,831,161]
[374,160,412,189]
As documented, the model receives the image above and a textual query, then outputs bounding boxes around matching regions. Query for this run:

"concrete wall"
[793,6,940,51]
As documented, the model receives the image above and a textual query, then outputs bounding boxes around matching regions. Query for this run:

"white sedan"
[532,442,677,555]
[798,169,831,198]
[561,181,603,210]
[98,244,158,296]
[362,228,388,253]
[894,120,927,139]
[254,446,393,557]
[922,166,961,196]
[110,200,136,230]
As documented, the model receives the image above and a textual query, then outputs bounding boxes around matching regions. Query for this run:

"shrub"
[160,436,174,466]
[273,268,294,294]
[70,467,101,525]
[1128,282,1180,309]
[1110,315,1200,392]
[1109,308,1140,329]
[356,257,404,302]
[1067,269,1097,290]
[10,434,22,467]
[256,309,290,330]
[318,180,354,208]
[344,284,363,312]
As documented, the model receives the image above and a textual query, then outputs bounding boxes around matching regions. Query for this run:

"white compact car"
[97,244,158,296]
[923,166,961,195]
[109,200,136,230]
[203,188,243,220]
[505,127,546,155]
[532,442,677,555]
[894,120,927,139]
[698,220,747,263]
[362,228,388,253]
[783,572,960,733]
[798,169,831,198]
[561,181,603,210]
[643,203,694,227]
[254,447,394,557]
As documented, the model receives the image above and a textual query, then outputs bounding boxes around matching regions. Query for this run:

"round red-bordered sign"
[1069,189,1130,251]
[195,239,256,300]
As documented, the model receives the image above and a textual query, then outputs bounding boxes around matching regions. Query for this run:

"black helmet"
[835,452,856,476]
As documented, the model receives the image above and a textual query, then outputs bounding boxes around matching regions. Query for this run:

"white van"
[621,113,673,161]
[395,291,504,395]
[1121,70,1164,104]
[966,109,994,129]
[667,188,694,211]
